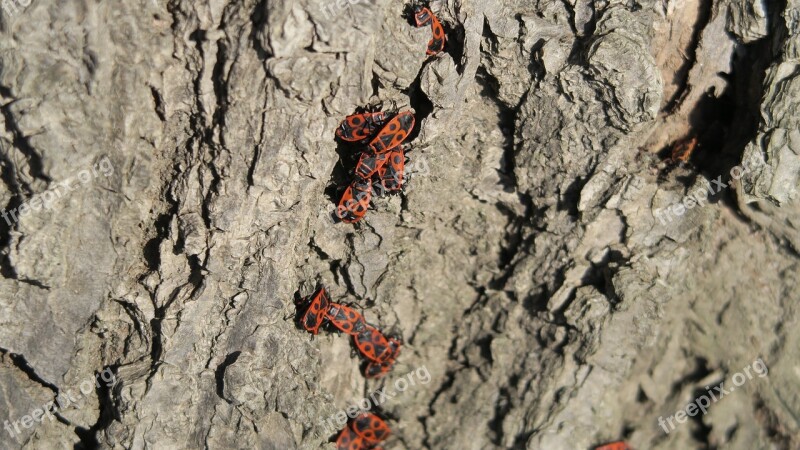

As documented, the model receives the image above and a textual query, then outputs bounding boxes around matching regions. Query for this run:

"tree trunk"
[0,0,797,449]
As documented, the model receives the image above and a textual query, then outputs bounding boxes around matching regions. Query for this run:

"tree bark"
[0,0,798,449]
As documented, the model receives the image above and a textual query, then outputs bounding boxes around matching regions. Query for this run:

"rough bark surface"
[0,0,797,449]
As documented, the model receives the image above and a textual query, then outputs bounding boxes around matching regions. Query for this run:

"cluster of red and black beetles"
[296,4,449,449]
[333,109,415,224]
[295,286,399,449]
[297,286,401,378]
[332,4,446,225]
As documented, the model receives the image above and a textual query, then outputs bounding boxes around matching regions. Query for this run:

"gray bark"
[0,0,798,449]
